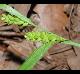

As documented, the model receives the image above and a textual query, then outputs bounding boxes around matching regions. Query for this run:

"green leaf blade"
[19,42,54,70]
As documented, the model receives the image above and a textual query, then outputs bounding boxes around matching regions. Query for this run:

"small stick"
[0,25,13,31]
[0,31,24,37]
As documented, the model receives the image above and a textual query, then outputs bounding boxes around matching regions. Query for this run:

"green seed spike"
[0,14,29,26]
[24,31,66,43]
[0,4,36,26]
[25,31,80,47]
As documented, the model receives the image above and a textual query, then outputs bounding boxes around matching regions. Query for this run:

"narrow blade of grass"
[19,42,54,70]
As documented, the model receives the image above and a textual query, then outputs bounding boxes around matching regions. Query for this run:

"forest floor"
[0,4,80,70]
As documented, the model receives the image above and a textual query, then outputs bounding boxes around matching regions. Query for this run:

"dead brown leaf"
[33,4,69,37]
[9,4,31,16]
[5,40,35,59]
[67,56,80,70]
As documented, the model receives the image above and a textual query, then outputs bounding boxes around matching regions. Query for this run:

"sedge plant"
[0,4,80,70]
[19,31,80,70]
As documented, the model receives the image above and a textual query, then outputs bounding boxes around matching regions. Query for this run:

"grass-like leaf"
[19,42,55,70]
